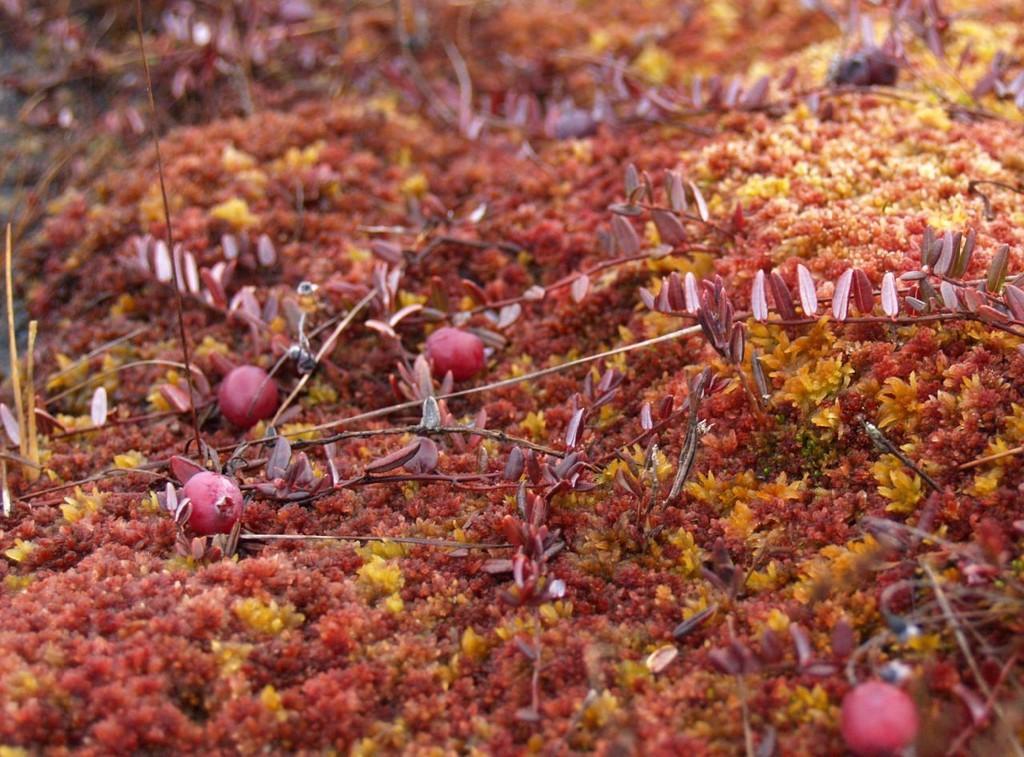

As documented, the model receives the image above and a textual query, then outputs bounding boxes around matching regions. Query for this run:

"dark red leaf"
[852,269,874,313]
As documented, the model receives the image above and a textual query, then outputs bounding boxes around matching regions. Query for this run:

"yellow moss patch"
[877,373,921,431]
[260,685,288,721]
[737,175,791,201]
[222,145,257,172]
[746,560,782,592]
[872,454,923,515]
[400,173,429,198]
[633,43,673,84]
[209,197,259,230]
[113,450,147,469]
[581,690,620,730]
[519,411,547,439]
[211,640,253,676]
[3,539,34,563]
[195,335,231,358]
[278,423,319,442]
[60,486,106,523]
[302,378,338,408]
[668,527,702,576]
[784,684,832,725]
[46,352,89,393]
[233,597,305,635]
[461,627,489,662]
[357,555,405,598]
[4,575,33,592]
[109,293,136,317]
[776,356,853,412]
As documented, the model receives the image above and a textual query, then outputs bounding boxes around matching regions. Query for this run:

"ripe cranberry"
[182,471,244,535]
[217,365,279,428]
[425,327,485,381]
[841,681,919,756]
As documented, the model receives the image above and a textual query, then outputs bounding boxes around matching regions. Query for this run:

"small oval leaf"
[90,387,108,427]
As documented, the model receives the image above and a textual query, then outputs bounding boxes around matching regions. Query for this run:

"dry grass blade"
[134,0,203,454]
[23,321,39,481]
[922,564,1024,757]
[4,225,38,481]
[5,225,24,456]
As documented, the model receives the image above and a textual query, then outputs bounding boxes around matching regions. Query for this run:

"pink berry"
[182,471,244,536]
[217,365,279,428]
[841,681,919,757]
[425,327,485,381]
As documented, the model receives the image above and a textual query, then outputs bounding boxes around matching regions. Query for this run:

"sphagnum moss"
[2,1,1024,755]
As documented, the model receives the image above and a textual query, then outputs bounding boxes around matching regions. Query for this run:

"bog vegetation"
[1,0,1024,753]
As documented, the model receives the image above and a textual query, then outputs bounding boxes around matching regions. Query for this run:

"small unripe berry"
[218,365,279,428]
[425,327,485,381]
[182,471,244,535]
[841,681,919,756]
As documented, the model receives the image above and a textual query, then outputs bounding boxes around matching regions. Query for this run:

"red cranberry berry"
[217,365,279,428]
[425,327,485,381]
[182,471,244,536]
[840,681,919,757]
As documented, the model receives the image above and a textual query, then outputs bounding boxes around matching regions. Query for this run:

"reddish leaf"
[728,323,745,362]
[852,269,873,314]
[0,403,20,446]
[652,209,687,245]
[624,163,640,199]
[751,270,768,322]
[940,280,960,311]
[952,228,976,278]
[612,215,641,255]
[638,287,655,310]
[688,181,709,222]
[503,447,525,481]
[881,272,899,317]
[684,272,700,313]
[646,645,679,673]
[919,226,936,267]
[565,408,586,449]
[159,383,192,414]
[404,437,439,474]
[256,234,277,267]
[497,304,522,329]
[666,171,688,213]
[831,619,855,658]
[768,272,796,319]
[1004,284,1024,321]
[200,267,228,308]
[169,455,204,485]
[963,288,985,313]
[460,278,489,305]
[267,436,292,479]
[987,244,1009,293]
[153,240,173,282]
[184,251,200,294]
[796,264,818,316]
[833,269,853,321]
[90,387,108,427]
[978,305,1011,325]
[366,440,422,474]
[640,402,653,431]
[571,274,590,304]
[934,231,955,276]
[741,75,770,108]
